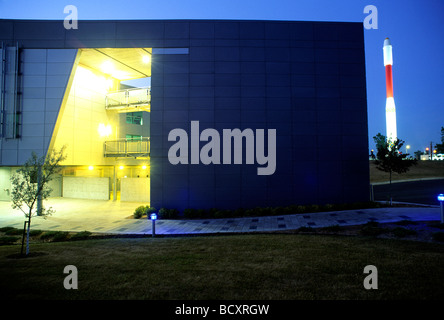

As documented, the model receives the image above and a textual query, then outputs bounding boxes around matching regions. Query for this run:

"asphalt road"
[373,179,444,205]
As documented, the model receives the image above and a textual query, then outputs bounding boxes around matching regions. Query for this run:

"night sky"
[1,0,443,154]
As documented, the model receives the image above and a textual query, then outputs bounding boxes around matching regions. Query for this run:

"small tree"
[10,146,66,255]
[373,133,417,205]
[413,150,424,160]
[435,126,444,154]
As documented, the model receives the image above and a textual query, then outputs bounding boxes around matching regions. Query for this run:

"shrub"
[214,210,228,219]
[52,231,70,242]
[29,229,43,237]
[391,227,417,238]
[134,205,147,219]
[432,232,444,242]
[158,208,179,219]
[282,205,295,214]
[146,207,157,214]
[0,236,19,245]
[40,231,58,240]
[296,205,307,213]
[307,204,320,212]
[184,208,200,219]
[0,226,16,233]
[272,207,286,216]
[71,231,92,240]
[5,228,22,235]
[157,208,167,218]
[41,231,69,241]
[233,208,245,217]
[207,208,219,218]
[244,208,256,217]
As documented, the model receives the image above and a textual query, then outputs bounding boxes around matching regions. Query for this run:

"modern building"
[0,19,369,212]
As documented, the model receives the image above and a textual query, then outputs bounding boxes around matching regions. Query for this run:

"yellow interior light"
[101,61,115,74]
[88,166,94,171]
[142,165,147,170]
[142,55,151,64]
[119,166,124,170]
[98,123,112,137]
[76,66,112,93]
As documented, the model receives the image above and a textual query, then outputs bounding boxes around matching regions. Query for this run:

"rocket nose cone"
[384,38,391,46]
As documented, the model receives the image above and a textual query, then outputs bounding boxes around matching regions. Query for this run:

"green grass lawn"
[0,234,443,300]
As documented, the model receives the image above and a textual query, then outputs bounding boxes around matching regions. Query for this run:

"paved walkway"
[0,198,441,236]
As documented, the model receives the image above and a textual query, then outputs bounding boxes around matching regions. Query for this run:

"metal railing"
[104,137,150,158]
[105,87,150,111]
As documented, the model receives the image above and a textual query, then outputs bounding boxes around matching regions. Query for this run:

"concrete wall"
[120,177,150,202]
[47,174,62,197]
[62,176,109,200]
[0,167,11,201]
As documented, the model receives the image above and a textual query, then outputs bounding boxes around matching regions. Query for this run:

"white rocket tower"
[383,38,397,144]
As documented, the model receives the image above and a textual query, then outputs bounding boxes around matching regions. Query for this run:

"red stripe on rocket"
[383,37,397,143]
[383,38,394,98]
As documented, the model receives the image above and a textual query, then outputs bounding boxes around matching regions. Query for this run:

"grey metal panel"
[13,21,65,40]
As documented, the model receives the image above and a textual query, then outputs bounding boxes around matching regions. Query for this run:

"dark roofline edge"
[0,18,363,25]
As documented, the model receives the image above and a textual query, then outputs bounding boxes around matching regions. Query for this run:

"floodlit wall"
[52,63,119,166]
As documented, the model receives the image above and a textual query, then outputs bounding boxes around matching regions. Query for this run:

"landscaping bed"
[1,220,443,246]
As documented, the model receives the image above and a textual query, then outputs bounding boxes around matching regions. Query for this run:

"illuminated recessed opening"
[53,47,154,204]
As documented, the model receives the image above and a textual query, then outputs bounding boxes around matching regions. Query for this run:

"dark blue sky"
[1,0,443,154]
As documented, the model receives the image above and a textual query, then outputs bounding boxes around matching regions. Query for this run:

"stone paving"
[0,198,441,236]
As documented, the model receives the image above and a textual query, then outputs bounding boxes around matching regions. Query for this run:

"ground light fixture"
[149,213,158,237]
[438,194,444,223]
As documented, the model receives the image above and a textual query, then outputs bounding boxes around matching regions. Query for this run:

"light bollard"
[438,194,444,224]
[150,213,158,237]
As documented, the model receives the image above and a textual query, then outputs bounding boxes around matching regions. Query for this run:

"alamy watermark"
[64,5,78,30]
[364,5,378,29]
[363,265,378,290]
[63,265,78,290]
[168,121,277,176]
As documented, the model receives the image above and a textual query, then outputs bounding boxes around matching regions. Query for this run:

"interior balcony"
[104,137,150,158]
[105,87,150,113]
